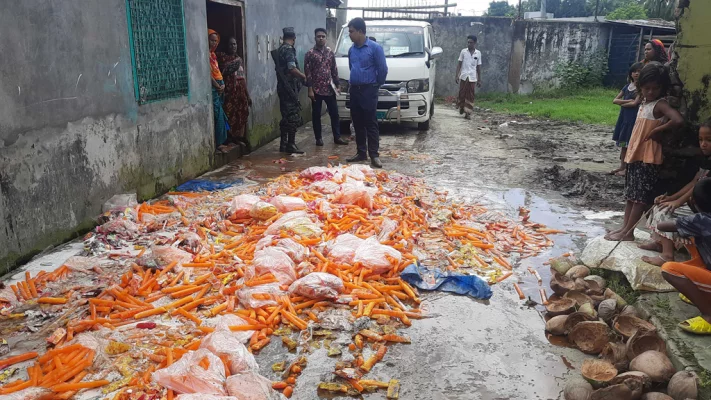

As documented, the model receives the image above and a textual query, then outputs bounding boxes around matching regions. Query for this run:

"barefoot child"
[658,179,711,334]
[640,119,711,266]
[606,62,684,242]
[611,63,643,176]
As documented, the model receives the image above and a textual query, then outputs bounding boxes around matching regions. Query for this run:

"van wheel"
[418,119,430,131]
[339,121,352,136]
[429,100,435,117]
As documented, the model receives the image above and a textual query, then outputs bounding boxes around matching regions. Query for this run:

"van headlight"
[406,79,429,93]
[338,79,350,93]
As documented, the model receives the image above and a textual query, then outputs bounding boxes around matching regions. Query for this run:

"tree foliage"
[516,0,674,20]
[485,1,517,16]
[606,2,647,19]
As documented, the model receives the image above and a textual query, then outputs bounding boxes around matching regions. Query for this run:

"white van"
[334,20,442,131]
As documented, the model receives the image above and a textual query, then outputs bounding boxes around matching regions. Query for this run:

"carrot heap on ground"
[1,165,558,399]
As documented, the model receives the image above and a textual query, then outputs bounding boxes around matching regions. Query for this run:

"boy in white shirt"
[455,35,483,119]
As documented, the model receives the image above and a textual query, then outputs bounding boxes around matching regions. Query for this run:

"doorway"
[206,0,245,60]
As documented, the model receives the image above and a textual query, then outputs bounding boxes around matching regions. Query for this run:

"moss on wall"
[677,0,711,123]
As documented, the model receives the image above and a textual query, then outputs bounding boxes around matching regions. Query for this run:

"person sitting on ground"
[658,179,711,335]
[610,62,643,176]
[640,120,711,266]
[605,62,684,242]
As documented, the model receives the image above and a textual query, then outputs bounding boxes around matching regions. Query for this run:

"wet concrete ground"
[205,105,618,399]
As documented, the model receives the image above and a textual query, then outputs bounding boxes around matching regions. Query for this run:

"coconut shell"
[641,394,673,400]
[574,278,590,291]
[604,288,628,310]
[601,342,629,371]
[620,305,641,318]
[551,257,576,275]
[614,315,656,340]
[564,290,594,307]
[598,299,618,322]
[626,329,666,360]
[567,265,591,279]
[546,298,577,316]
[545,315,569,336]
[581,359,618,388]
[609,371,652,392]
[630,351,676,383]
[569,321,613,354]
[564,312,598,334]
[667,370,698,400]
[584,275,607,290]
[578,303,598,318]
[564,376,594,400]
[590,383,633,400]
[551,273,576,296]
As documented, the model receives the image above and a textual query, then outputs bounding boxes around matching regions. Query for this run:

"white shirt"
[458,48,482,82]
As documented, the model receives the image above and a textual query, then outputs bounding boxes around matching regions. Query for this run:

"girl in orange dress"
[606,62,684,242]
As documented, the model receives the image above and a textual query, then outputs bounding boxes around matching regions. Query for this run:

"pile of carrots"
[0,167,559,399]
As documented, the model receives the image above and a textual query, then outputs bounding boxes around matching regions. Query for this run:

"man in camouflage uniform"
[276,27,307,154]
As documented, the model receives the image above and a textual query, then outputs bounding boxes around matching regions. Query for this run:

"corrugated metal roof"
[606,18,676,31]
[326,0,343,7]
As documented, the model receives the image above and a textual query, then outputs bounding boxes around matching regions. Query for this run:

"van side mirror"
[430,47,443,59]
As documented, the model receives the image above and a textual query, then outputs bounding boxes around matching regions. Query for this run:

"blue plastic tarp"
[400,263,493,300]
[175,179,243,192]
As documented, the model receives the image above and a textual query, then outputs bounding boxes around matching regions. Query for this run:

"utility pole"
[594,0,600,21]
[518,0,522,19]
[540,0,547,19]
[336,0,348,27]
[444,0,449,16]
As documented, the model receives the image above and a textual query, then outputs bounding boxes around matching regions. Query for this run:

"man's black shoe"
[346,154,367,162]
[334,138,349,145]
[370,157,383,169]
[286,144,304,154]
[316,139,324,146]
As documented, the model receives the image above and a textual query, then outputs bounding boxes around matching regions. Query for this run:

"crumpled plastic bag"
[97,218,139,237]
[309,180,340,194]
[256,237,309,263]
[176,395,238,400]
[353,237,402,273]
[200,331,259,374]
[228,194,261,219]
[265,211,322,239]
[342,165,368,181]
[138,246,193,268]
[70,331,106,368]
[378,217,399,243]
[178,231,203,253]
[250,201,278,220]
[225,372,283,400]
[400,263,493,300]
[270,196,307,213]
[102,193,138,213]
[327,234,365,264]
[207,314,256,343]
[249,248,297,284]
[152,349,227,395]
[334,182,377,209]
[289,272,345,299]
[300,166,334,181]
[3,387,53,400]
[236,283,285,308]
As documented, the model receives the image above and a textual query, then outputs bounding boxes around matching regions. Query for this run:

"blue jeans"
[350,84,379,158]
[311,94,341,141]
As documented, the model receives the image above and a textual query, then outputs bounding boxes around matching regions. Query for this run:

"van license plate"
[376,111,387,120]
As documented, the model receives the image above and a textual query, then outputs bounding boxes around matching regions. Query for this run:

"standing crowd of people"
[606,39,711,335]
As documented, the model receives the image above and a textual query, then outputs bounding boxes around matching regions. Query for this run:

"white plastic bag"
[176,395,238,400]
[209,314,255,343]
[256,237,309,263]
[270,196,307,213]
[289,272,345,299]
[353,237,402,273]
[378,217,399,243]
[102,193,138,213]
[250,201,278,220]
[200,331,259,374]
[97,218,139,236]
[327,234,364,264]
[299,166,334,181]
[152,349,227,395]
[225,372,283,400]
[309,180,340,194]
[250,248,297,284]
[265,211,322,239]
[229,194,260,219]
[334,182,377,209]
[236,283,285,308]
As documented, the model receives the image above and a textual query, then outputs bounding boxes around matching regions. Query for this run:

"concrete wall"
[676,0,711,124]
[0,0,213,273]
[243,0,327,148]
[431,17,610,97]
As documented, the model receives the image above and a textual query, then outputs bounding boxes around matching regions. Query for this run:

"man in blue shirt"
[345,18,388,168]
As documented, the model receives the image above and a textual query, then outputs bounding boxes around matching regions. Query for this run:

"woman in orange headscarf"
[643,39,669,65]
[209,29,230,151]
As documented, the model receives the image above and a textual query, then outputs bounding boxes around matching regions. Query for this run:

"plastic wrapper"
[225,372,283,400]
[139,246,193,268]
[97,218,139,237]
[236,283,285,308]
[176,396,238,400]
[256,237,309,263]
[200,331,259,374]
[70,331,106,368]
[4,387,53,400]
[178,231,203,253]
[208,314,255,343]
[288,272,345,299]
[0,285,19,308]
[299,166,334,181]
[341,165,368,181]
[378,217,399,243]
[265,211,322,239]
[249,201,278,220]
[102,193,138,213]
[327,234,364,264]
[152,349,227,395]
[228,194,261,219]
[270,196,307,213]
[309,180,340,194]
[353,237,402,273]
[249,248,297,284]
[334,182,377,209]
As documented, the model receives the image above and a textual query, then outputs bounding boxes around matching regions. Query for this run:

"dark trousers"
[350,84,379,158]
[311,94,341,141]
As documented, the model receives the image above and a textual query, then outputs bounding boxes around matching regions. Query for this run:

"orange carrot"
[51,380,109,392]
[0,352,38,369]
[513,283,525,300]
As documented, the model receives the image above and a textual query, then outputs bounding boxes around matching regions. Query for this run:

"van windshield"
[335,26,425,58]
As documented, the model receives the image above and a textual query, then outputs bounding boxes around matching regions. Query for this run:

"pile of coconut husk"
[546,258,700,400]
